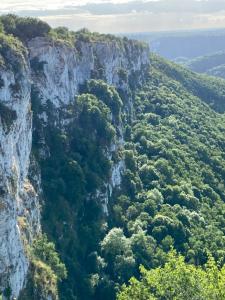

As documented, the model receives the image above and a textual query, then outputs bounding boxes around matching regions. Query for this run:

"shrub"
[117,251,225,300]
[0,14,51,42]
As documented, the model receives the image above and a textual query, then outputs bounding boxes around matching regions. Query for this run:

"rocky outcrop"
[28,37,149,107]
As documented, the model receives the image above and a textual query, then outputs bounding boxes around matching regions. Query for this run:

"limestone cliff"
[0,34,149,299]
[0,38,40,298]
[28,37,149,106]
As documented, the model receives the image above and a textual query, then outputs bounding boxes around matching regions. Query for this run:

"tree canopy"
[118,251,225,300]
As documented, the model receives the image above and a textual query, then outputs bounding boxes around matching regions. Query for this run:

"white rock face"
[28,37,149,215]
[0,35,149,299]
[28,37,149,106]
[0,48,40,298]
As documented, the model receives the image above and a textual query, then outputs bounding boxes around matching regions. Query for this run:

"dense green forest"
[32,52,225,299]
[1,15,225,300]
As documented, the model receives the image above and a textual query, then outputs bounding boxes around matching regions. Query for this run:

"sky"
[1,0,225,33]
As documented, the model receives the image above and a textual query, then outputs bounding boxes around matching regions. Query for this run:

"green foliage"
[81,80,123,119]
[51,27,71,41]
[117,251,225,300]
[49,26,147,56]
[19,235,66,300]
[101,228,136,282]
[0,14,51,42]
[118,68,128,83]
[0,31,26,68]
[0,103,17,132]
[30,260,58,300]
[151,53,225,113]
[76,93,116,142]
[31,235,67,281]
[72,28,146,48]
[0,21,3,33]
[98,54,225,298]
[3,286,11,300]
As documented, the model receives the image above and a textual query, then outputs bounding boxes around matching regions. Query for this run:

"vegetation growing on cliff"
[0,14,50,42]
[18,235,66,300]
[31,79,123,300]
[0,31,26,67]
[0,103,17,132]
[0,14,147,54]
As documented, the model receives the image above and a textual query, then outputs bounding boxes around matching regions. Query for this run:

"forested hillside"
[185,51,225,73]
[181,51,225,80]
[33,51,225,299]
[0,15,225,300]
[114,55,225,299]
[129,30,225,81]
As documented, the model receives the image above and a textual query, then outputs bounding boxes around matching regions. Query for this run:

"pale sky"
[1,0,225,33]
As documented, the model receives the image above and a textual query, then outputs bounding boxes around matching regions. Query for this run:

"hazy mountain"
[127,28,225,60]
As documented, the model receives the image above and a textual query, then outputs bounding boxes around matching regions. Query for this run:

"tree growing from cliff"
[0,14,50,42]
